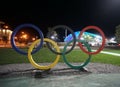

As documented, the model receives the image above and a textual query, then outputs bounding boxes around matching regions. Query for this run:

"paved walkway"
[0,63,120,87]
[91,49,120,56]
[1,73,120,87]
[100,51,120,56]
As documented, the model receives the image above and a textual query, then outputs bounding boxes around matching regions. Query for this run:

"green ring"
[62,39,92,69]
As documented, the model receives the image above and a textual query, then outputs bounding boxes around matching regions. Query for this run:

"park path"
[100,51,120,57]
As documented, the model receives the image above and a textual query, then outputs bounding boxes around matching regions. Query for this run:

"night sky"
[1,0,120,38]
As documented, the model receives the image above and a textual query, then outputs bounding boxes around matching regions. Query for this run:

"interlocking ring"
[11,23,44,55]
[11,24,106,70]
[78,25,106,55]
[46,25,76,55]
[62,39,92,69]
[28,38,60,70]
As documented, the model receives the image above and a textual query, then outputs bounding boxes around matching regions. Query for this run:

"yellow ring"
[28,38,60,70]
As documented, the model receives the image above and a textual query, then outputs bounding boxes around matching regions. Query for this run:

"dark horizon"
[0,0,120,38]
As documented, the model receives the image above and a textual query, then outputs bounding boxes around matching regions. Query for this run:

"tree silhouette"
[115,25,120,44]
[2,35,8,46]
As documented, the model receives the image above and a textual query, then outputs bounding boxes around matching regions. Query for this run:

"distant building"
[0,21,13,47]
[64,31,102,46]
[106,37,118,46]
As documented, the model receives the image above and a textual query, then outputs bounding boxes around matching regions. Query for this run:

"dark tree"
[115,25,120,44]
[2,35,8,46]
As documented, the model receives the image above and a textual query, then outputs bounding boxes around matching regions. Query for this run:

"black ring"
[46,25,76,55]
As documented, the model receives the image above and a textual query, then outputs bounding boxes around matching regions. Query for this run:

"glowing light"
[32,37,36,41]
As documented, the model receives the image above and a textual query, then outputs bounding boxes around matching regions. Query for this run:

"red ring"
[78,25,106,55]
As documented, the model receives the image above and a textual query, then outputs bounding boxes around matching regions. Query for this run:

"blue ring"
[11,23,44,55]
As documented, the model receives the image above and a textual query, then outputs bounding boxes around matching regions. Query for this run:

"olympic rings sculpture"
[11,23,44,55]
[46,25,76,55]
[62,39,92,69]
[78,25,106,55]
[11,24,106,70]
[28,38,60,70]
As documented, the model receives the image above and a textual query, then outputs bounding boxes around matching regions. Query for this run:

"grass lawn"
[102,48,120,54]
[0,47,120,66]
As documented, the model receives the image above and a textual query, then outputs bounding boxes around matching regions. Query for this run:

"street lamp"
[22,34,28,39]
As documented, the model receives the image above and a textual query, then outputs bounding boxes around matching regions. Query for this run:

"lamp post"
[0,21,5,44]
[0,21,5,36]
[65,29,67,38]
